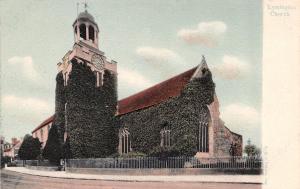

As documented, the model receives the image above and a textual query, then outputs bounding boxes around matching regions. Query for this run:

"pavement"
[4,167,264,184]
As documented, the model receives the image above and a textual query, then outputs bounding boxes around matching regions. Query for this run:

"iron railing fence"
[16,159,54,167]
[66,156,262,169]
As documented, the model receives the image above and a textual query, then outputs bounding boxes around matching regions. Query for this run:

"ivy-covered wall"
[119,68,215,156]
[54,72,66,145]
[54,59,118,158]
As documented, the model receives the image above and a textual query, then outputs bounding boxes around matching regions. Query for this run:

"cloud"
[1,94,52,124]
[136,47,179,63]
[8,56,39,81]
[177,21,227,47]
[212,55,250,79]
[220,103,261,146]
[221,103,260,126]
[118,67,154,90]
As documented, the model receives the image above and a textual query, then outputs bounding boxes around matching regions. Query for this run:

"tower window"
[95,72,103,87]
[160,125,171,147]
[198,120,209,152]
[89,25,95,42]
[79,24,87,40]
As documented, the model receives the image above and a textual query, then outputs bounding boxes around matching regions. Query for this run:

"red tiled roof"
[117,67,197,115]
[32,115,54,133]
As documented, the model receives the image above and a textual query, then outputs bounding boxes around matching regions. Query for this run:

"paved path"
[1,169,262,189]
[4,167,263,184]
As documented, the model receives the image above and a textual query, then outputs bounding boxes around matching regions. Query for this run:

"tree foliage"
[18,134,41,160]
[244,139,261,157]
[42,124,62,164]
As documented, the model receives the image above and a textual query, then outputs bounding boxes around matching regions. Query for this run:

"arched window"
[120,128,131,154]
[79,24,87,40]
[160,124,171,147]
[198,117,209,152]
[89,25,95,42]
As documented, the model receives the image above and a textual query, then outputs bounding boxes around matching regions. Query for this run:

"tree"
[42,125,62,164]
[18,134,41,160]
[244,139,261,157]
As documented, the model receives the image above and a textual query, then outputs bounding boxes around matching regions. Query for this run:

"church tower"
[54,7,118,158]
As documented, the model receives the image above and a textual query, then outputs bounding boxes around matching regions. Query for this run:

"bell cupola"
[73,10,99,49]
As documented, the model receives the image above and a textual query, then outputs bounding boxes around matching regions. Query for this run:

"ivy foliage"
[120,68,215,157]
[61,59,118,158]
[42,124,62,164]
[63,137,72,159]
[54,72,66,145]
[19,134,41,160]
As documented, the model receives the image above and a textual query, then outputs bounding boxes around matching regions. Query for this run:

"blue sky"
[0,0,262,146]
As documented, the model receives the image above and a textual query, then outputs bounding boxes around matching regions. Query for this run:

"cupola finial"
[84,1,88,12]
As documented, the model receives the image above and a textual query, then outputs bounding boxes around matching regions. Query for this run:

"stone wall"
[212,119,243,157]
[119,69,215,156]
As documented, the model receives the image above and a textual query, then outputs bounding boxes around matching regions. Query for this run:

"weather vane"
[77,1,88,14]
[84,1,88,12]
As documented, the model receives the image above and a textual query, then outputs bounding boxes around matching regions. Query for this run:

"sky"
[0,0,262,147]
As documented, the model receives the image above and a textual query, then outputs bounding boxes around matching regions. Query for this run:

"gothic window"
[160,125,171,147]
[198,119,209,152]
[89,25,95,42]
[79,23,87,40]
[120,128,131,154]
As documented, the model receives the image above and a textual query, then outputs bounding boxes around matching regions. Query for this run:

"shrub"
[42,125,62,164]
[19,134,41,160]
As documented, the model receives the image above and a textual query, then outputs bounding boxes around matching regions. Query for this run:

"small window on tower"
[95,72,103,87]
[79,24,87,40]
[89,26,95,42]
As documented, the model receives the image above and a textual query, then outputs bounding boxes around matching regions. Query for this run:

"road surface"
[0,170,262,189]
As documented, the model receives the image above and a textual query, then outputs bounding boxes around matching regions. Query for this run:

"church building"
[34,9,242,158]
